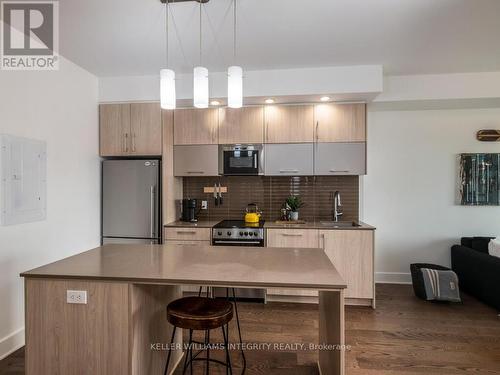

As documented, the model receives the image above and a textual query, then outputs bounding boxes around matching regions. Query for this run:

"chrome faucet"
[333,191,343,222]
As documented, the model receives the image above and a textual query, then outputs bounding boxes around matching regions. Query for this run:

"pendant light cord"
[199,1,202,66]
[233,0,237,63]
[165,0,169,67]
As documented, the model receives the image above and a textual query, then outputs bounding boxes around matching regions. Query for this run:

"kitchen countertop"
[165,220,375,230]
[21,244,346,290]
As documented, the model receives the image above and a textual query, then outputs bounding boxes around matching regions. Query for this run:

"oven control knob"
[244,231,248,236]
[218,231,222,236]
[239,232,244,236]
[227,231,232,236]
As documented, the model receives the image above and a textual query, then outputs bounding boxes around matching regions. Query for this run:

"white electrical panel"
[1,135,47,226]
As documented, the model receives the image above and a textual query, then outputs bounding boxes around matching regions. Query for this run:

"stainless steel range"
[212,220,265,247]
[212,220,266,301]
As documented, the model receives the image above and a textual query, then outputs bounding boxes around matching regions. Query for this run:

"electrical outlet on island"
[66,290,88,304]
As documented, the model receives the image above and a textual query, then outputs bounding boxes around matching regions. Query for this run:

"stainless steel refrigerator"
[102,159,161,245]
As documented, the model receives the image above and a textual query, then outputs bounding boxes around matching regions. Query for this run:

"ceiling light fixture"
[265,98,275,104]
[160,0,176,110]
[320,96,331,102]
[227,0,242,108]
[193,1,209,108]
[210,100,221,106]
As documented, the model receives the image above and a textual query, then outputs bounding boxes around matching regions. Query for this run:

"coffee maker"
[181,199,198,222]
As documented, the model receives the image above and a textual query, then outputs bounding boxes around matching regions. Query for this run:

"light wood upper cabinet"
[130,103,162,155]
[264,105,314,143]
[320,229,374,299]
[218,106,264,144]
[100,103,162,156]
[99,104,131,156]
[174,108,219,145]
[314,103,366,142]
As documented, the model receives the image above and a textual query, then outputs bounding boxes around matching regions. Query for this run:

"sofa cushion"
[471,237,495,254]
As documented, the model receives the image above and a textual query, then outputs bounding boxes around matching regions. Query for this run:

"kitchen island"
[21,244,346,375]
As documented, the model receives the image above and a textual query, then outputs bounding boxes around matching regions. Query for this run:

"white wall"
[0,57,99,359]
[363,107,500,283]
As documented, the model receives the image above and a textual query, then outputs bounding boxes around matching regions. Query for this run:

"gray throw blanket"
[421,268,461,302]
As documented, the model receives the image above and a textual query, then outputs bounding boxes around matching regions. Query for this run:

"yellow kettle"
[244,203,261,223]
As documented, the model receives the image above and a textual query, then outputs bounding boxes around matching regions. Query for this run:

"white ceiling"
[59,0,500,77]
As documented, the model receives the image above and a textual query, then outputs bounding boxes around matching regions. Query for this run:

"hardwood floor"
[1,284,499,375]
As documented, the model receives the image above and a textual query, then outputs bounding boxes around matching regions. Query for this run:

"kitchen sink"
[319,221,361,228]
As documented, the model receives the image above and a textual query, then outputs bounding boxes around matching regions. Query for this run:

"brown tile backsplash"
[182,176,359,222]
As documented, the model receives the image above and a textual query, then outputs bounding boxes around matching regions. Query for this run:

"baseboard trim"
[375,272,412,284]
[0,327,25,361]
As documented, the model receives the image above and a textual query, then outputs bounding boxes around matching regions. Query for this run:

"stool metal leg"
[163,326,177,375]
[222,324,233,375]
[231,288,247,374]
[182,329,193,375]
[205,329,210,375]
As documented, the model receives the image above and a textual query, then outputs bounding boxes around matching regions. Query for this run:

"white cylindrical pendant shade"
[193,66,209,108]
[160,69,176,110]
[228,65,243,108]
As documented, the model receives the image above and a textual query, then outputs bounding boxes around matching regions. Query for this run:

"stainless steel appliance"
[102,160,161,245]
[212,220,266,301]
[181,199,198,222]
[219,144,264,176]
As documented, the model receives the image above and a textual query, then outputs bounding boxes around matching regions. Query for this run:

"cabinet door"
[266,229,320,297]
[174,108,218,145]
[173,145,219,177]
[219,107,264,144]
[314,142,366,175]
[99,104,130,156]
[130,103,162,155]
[314,103,366,142]
[264,144,313,176]
[320,230,374,299]
[264,105,314,143]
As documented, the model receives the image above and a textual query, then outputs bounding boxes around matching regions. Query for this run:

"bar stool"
[198,287,247,374]
[163,296,234,375]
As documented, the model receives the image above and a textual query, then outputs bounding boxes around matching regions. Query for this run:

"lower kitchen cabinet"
[266,228,375,305]
[320,229,374,301]
[266,229,320,297]
[164,227,212,293]
[173,145,219,177]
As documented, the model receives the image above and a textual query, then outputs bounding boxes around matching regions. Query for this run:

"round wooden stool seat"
[167,296,233,330]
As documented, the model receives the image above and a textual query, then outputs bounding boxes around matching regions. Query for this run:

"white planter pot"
[290,211,299,221]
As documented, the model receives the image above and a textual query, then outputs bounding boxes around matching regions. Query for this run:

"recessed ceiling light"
[210,100,221,106]
[320,96,331,102]
[265,98,275,104]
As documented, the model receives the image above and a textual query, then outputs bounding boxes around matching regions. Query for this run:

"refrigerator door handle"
[150,185,155,238]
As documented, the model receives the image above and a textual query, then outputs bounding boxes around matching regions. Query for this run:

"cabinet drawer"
[164,228,211,241]
[267,288,318,297]
[266,229,320,248]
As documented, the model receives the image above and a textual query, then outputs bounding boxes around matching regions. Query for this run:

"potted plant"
[285,195,304,221]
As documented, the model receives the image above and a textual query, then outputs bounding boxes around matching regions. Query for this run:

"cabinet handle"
[281,233,303,237]
[132,133,136,152]
[315,121,319,143]
[320,233,325,250]
[279,169,299,173]
[329,170,350,173]
[177,231,197,234]
[187,171,204,174]
[265,122,269,142]
[124,133,129,152]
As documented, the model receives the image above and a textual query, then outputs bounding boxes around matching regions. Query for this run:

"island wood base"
[24,278,344,375]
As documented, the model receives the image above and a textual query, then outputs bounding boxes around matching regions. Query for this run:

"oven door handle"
[213,240,262,245]
[254,153,258,168]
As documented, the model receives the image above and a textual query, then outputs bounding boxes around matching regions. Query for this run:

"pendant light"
[228,0,242,108]
[193,1,209,108]
[160,0,176,110]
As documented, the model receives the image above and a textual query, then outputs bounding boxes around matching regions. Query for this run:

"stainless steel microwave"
[219,144,264,176]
